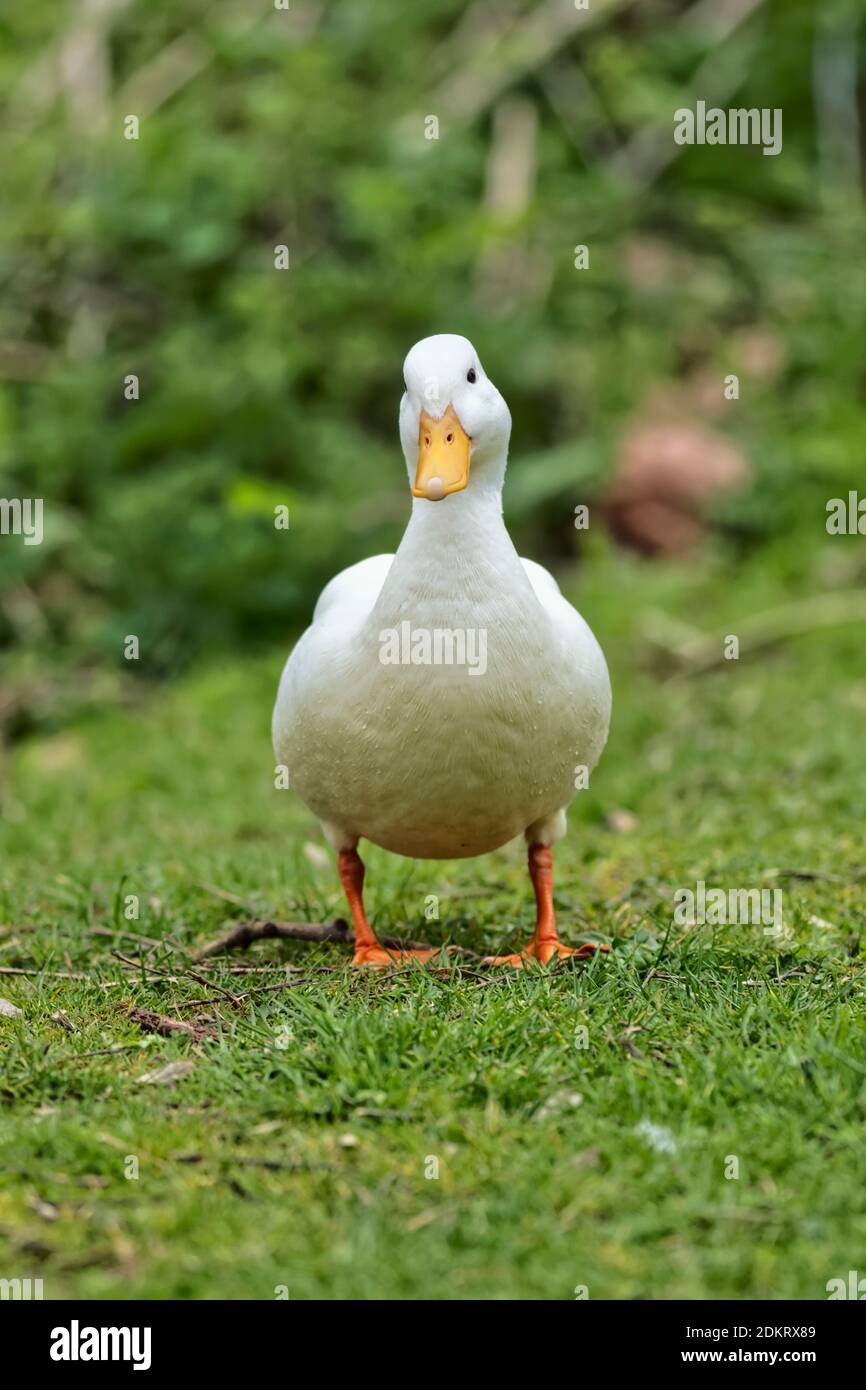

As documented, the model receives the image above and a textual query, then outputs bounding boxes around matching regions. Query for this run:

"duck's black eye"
[467,367,477,383]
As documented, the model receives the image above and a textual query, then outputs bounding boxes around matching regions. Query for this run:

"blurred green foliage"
[0,0,864,692]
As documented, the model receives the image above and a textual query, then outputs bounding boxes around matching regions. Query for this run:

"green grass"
[1,543,865,1300]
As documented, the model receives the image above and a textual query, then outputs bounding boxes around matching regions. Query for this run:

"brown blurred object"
[733,329,785,383]
[606,418,750,555]
[622,235,680,289]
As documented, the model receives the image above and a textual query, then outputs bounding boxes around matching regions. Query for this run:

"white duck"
[273,334,611,968]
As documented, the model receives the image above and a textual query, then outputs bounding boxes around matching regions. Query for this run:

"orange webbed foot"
[482,941,609,969]
[352,944,442,970]
[483,844,613,968]
[524,938,609,965]
[481,950,529,969]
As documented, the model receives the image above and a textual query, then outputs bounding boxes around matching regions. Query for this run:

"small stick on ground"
[193,917,352,958]
[89,926,166,949]
[184,967,242,1005]
[0,965,92,980]
[72,1044,142,1060]
[129,1007,217,1043]
[193,917,479,961]
[174,977,311,1009]
[617,1025,648,1062]
[645,590,866,679]
[112,950,243,1003]
[195,880,252,908]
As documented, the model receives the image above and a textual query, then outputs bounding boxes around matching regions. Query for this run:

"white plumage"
[272,335,611,966]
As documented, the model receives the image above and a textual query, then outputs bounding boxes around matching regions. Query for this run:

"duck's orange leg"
[338,849,439,969]
[484,844,610,968]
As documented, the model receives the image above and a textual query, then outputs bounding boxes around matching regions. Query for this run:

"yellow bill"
[413,403,471,501]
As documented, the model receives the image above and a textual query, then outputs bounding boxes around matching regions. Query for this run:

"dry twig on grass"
[128,1007,217,1043]
[644,591,866,678]
[193,917,480,961]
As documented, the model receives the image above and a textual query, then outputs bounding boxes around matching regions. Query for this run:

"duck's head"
[399,334,511,502]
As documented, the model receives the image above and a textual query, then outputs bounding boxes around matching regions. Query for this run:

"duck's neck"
[405,474,508,557]
[371,471,532,626]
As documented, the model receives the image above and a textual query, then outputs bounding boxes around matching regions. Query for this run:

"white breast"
[273,493,611,860]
